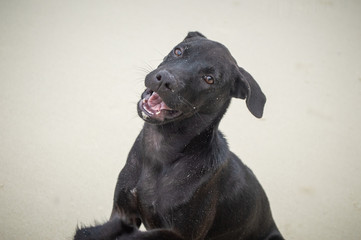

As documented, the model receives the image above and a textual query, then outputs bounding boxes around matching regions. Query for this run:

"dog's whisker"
[176,95,208,125]
[145,62,155,72]
[154,48,166,59]
[177,95,194,110]
[136,66,152,75]
[194,112,207,126]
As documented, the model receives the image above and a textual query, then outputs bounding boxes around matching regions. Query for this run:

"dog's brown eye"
[174,48,182,56]
[202,75,214,84]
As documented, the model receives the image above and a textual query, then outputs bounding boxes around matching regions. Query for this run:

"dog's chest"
[142,127,188,163]
[135,162,199,228]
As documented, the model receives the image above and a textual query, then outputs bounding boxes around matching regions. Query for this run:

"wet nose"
[154,70,176,92]
[156,73,162,81]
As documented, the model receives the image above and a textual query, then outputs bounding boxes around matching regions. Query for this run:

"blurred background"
[0,0,360,239]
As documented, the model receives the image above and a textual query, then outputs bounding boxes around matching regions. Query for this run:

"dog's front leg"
[74,216,135,240]
[74,136,143,240]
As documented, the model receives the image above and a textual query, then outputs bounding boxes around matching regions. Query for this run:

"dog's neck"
[141,103,230,165]
[142,122,217,164]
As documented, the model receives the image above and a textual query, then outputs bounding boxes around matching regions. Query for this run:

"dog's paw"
[73,218,136,240]
[118,219,137,234]
[73,226,93,240]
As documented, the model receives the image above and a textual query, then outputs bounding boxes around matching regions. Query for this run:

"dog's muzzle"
[138,89,182,123]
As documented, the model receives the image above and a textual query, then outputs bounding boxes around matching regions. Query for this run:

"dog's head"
[137,32,266,125]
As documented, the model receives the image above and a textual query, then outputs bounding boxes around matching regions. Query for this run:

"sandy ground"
[0,0,360,239]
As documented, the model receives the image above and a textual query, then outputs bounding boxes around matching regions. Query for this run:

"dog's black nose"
[145,69,178,93]
[153,70,176,92]
[156,70,169,82]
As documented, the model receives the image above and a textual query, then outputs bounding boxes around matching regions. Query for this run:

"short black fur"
[74,31,283,240]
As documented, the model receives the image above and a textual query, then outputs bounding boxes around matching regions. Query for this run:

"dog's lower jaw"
[138,100,183,124]
[137,89,184,124]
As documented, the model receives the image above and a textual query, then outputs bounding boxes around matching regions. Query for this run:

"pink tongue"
[148,92,172,111]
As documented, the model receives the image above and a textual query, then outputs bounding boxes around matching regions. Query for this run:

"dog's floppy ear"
[184,31,207,40]
[231,67,266,118]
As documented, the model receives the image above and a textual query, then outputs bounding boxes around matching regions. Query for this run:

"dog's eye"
[174,48,183,57]
[202,75,214,84]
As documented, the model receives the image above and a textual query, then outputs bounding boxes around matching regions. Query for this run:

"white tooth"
[142,111,149,120]
[143,105,153,115]
[156,111,161,115]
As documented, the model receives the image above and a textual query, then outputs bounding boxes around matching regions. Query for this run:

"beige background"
[1,0,360,239]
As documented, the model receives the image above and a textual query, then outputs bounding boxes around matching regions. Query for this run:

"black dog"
[74,32,283,240]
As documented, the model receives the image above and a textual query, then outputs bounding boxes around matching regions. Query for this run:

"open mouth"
[138,89,182,122]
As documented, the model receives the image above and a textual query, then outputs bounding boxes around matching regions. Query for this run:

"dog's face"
[137,32,266,125]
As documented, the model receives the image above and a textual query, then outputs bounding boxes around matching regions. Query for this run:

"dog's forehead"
[180,39,236,64]
[184,39,228,54]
